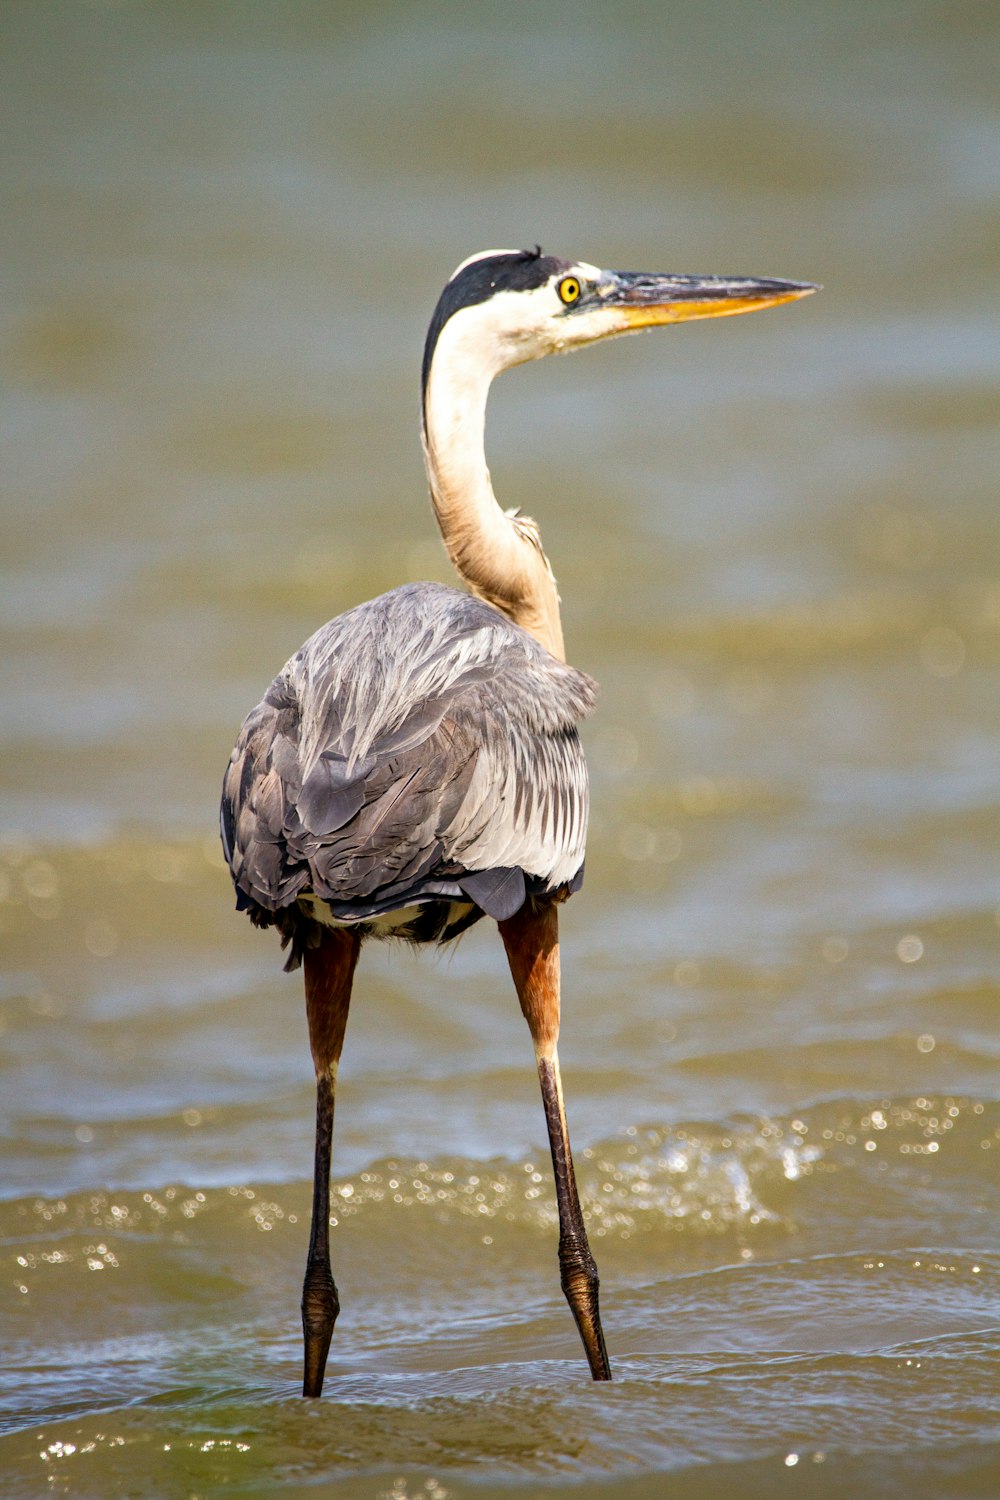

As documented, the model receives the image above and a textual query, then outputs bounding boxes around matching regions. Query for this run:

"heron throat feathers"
[422,314,565,662]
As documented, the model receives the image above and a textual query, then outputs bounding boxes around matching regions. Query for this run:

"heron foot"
[301,1262,339,1397]
[559,1231,611,1381]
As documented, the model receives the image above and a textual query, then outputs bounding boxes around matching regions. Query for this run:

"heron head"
[422,247,818,405]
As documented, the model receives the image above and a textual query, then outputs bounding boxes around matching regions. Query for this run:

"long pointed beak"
[596,270,819,328]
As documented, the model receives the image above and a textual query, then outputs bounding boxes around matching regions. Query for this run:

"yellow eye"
[558,276,581,306]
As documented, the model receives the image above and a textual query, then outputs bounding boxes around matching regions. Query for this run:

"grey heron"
[221,248,816,1394]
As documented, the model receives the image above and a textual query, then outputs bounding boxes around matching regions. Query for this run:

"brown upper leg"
[303,927,362,1076]
[498,899,561,1058]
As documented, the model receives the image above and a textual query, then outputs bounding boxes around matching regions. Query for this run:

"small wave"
[4,1092,994,1259]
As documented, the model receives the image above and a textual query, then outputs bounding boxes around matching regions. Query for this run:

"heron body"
[222,582,594,953]
[221,247,816,1393]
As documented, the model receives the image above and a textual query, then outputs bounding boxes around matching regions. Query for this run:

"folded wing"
[221,582,597,926]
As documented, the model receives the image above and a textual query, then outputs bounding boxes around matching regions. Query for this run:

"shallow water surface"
[2,3,1000,1497]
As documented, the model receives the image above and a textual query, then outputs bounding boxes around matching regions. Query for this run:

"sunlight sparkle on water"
[897,934,924,963]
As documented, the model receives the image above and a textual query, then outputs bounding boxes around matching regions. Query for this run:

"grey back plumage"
[221,583,596,935]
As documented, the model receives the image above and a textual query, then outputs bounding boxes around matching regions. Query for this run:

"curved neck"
[421,327,565,661]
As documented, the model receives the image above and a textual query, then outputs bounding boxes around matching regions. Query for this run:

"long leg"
[499,900,612,1381]
[301,925,361,1397]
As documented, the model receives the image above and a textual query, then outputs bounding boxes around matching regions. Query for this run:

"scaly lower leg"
[538,1049,611,1380]
[302,1070,338,1397]
[301,928,360,1397]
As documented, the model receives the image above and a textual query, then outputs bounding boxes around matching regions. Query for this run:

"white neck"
[421,306,565,661]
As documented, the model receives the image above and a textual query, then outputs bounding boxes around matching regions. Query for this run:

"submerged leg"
[301,925,361,1398]
[499,900,612,1381]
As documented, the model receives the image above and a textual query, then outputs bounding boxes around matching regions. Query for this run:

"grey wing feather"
[221,582,596,922]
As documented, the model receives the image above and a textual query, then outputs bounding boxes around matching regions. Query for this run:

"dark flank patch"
[245,871,582,970]
[421,247,567,406]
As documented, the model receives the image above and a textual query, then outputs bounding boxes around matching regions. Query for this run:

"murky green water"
[2,2,999,1496]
